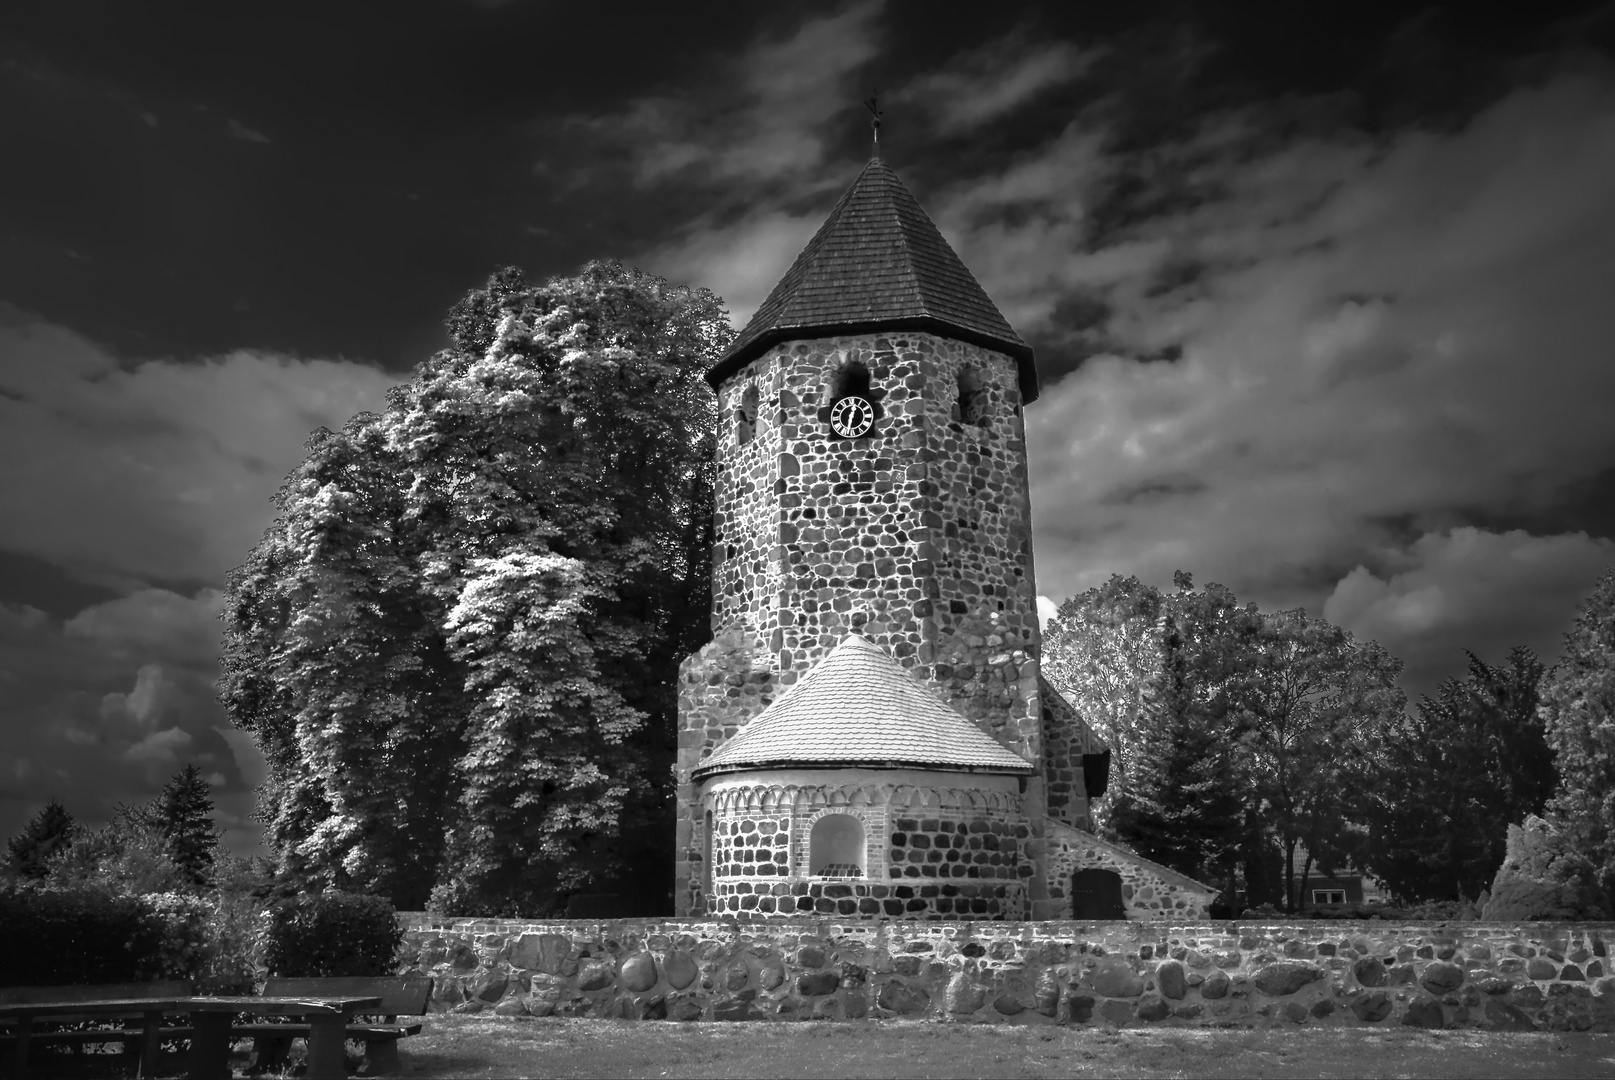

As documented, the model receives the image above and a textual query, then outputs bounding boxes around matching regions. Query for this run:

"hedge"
[261,891,401,978]
[0,884,174,986]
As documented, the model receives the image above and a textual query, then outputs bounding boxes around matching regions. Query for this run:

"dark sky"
[4,1,1615,854]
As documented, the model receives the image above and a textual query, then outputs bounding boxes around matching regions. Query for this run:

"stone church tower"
[674,157,1215,921]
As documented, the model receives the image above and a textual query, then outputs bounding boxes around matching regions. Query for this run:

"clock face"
[830,395,874,438]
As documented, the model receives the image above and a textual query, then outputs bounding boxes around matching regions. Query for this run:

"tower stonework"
[672,157,1215,920]
[711,331,1041,743]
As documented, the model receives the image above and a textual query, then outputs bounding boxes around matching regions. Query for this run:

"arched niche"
[809,813,866,877]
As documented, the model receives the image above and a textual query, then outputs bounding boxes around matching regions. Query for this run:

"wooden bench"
[241,976,432,1075]
[0,980,194,1074]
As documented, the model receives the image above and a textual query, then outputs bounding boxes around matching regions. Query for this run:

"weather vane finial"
[862,95,882,159]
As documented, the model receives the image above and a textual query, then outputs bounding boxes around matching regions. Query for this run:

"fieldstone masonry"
[674,158,1215,920]
[401,916,1615,1031]
[1044,821,1218,920]
[675,332,1108,918]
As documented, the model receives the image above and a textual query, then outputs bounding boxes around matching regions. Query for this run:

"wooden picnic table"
[0,994,381,1080]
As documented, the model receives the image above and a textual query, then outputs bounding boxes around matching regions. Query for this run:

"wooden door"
[1071,868,1126,919]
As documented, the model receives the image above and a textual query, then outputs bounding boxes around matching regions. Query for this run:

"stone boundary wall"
[397,916,1615,1031]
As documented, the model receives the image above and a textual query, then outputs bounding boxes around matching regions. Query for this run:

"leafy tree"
[1227,605,1406,911]
[1483,814,1610,920]
[220,261,728,913]
[45,803,191,896]
[1541,567,1615,905]
[1042,574,1166,835]
[154,764,223,888]
[6,799,78,879]
[1360,647,1554,903]
[1044,573,1406,912]
[1111,578,1246,891]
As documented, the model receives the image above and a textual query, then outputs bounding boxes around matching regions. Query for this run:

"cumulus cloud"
[1323,528,1615,691]
[226,118,271,144]
[0,306,398,588]
[0,310,390,849]
[896,32,1096,134]
[1009,70,1615,673]
[642,209,824,331]
[576,3,883,188]
[65,589,225,666]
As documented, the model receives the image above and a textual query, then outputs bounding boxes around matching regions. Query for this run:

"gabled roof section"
[692,634,1034,779]
[708,157,1039,403]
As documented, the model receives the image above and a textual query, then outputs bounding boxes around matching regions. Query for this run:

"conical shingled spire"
[691,635,1034,779]
[708,158,1039,402]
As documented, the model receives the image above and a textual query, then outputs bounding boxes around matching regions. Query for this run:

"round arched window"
[809,814,865,877]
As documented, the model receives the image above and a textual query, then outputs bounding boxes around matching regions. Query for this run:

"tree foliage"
[1541,566,1615,904]
[155,763,223,887]
[1360,648,1554,903]
[1041,575,1164,834]
[45,802,193,896]
[5,800,78,880]
[1044,573,1407,911]
[219,261,728,913]
[1482,815,1610,920]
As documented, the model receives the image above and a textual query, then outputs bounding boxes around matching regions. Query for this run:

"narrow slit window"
[828,360,871,405]
[736,384,759,444]
[956,368,989,427]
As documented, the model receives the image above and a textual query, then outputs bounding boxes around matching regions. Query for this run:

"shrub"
[261,891,402,977]
[1483,815,1611,920]
[0,883,168,986]
[45,805,192,896]
[142,892,212,981]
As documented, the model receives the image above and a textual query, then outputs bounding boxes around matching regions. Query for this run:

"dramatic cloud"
[0,590,249,840]
[621,5,888,325]
[896,33,1096,134]
[225,118,271,144]
[0,310,395,849]
[577,2,883,189]
[0,306,398,589]
[1324,528,1615,692]
[1004,69,1615,689]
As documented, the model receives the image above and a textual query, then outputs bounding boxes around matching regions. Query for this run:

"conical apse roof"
[691,634,1034,779]
[707,158,1038,402]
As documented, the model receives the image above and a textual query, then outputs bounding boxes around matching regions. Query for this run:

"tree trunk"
[1283,837,1297,913]
[1297,850,1315,914]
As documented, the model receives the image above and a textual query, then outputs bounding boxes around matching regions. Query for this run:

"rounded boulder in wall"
[663,951,699,991]
[1353,958,1387,988]
[945,973,985,1015]
[1252,961,1324,997]
[512,932,573,975]
[577,962,615,993]
[1087,959,1145,999]
[619,954,658,993]
[1419,962,1465,995]
[876,980,930,1015]
[1156,960,1187,1000]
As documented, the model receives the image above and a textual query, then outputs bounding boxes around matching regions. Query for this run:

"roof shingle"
[707,157,1038,402]
[692,634,1034,778]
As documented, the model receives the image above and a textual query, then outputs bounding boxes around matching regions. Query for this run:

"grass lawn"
[380,1016,1615,1079]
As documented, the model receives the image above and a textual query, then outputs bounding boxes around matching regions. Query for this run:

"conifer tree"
[5,799,78,879]
[1360,647,1554,902]
[154,764,223,888]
